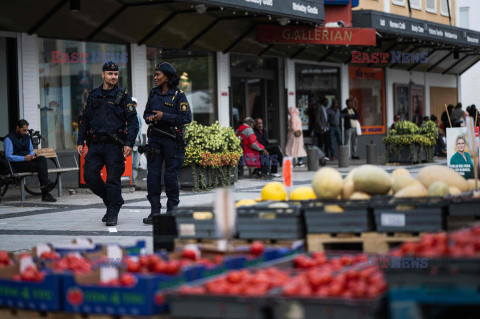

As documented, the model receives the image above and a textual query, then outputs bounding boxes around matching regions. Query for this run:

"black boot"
[102,210,108,223]
[143,213,154,225]
[42,193,56,202]
[106,212,118,226]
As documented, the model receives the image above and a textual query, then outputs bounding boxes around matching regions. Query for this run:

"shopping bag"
[356,120,362,136]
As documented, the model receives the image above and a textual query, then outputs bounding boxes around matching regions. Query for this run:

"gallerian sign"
[257,25,376,46]
[185,0,325,23]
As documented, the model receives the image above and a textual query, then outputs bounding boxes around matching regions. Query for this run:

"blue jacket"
[143,87,192,128]
[77,84,139,147]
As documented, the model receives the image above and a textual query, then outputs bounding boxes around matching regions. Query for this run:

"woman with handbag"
[285,107,307,167]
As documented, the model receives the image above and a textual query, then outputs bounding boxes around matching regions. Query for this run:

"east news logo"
[351,51,429,64]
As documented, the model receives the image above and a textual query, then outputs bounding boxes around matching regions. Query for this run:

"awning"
[350,10,480,75]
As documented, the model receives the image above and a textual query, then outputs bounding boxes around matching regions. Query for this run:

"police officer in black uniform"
[77,61,139,226]
[143,62,192,224]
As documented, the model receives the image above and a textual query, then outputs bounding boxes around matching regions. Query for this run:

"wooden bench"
[9,148,79,201]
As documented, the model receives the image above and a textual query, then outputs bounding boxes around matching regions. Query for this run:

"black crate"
[384,257,480,288]
[447,195,480,217]
[167,293,272,319]
[272,295,387,319]
[236,202,305,240]
[372,198,447,232]
[173,206,220,239]
[303,200,373,233]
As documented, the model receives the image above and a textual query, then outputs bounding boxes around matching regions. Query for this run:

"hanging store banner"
[256,25,376,46]
[186,0,325,23]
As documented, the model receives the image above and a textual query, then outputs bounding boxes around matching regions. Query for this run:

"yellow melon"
[394,184,427,198]
[344,168,358,184]
[261,182,287,201]
[235,199,257,208]
[467,179,480,191]
[350,192,371,200]
[427,181,450,197]
[449,186,462,195]
[312,167,343,199]
[417,165,468,192]
[290,186,317,201]
[324,205,345,213]
[391,168,411,181]
[392,175,416,193]
[353,165,392,195]
[341,181,355,199]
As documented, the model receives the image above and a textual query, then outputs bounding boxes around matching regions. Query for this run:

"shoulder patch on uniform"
[83,102,87,109]
[180,102,189,111]
[127,103,135,112]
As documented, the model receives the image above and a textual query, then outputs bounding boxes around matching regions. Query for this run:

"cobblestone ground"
[0,158,447,252]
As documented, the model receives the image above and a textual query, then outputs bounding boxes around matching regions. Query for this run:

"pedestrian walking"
[313,97,331,158]
[77,61,139,226]
[341,98,360,159]
[285,107,307,166]
[131,97,143,191]
[327,99,342,160]
[142,62,192,224]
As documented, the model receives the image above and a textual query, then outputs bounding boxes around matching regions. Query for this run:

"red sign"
[257,25,376,46]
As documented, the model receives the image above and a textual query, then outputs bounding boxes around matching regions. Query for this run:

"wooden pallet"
[0,308,169,319]
[307,232,425,254]
[175,238,300,246]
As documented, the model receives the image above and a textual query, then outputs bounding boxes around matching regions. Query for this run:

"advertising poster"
[394,84,410,121]
[297,95,310,131]
[410,85,424,126]
[447,127,476,180]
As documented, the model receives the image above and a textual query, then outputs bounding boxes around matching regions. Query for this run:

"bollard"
[307,146,320,171]
[338,145,349,168]
[367,141,377,165]
[153,212,177,252]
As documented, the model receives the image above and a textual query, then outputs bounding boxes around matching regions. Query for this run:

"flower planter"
[179,166,211,189]
[386,145,416,164]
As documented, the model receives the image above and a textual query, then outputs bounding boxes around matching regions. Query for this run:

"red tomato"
[250,241,265,256]
[153,261,167,274]
[164,261,181,275]
[182,249,198,261]
[226,271,243,284]
[154,292,165,305]
[213,255,224,265]
[120,273,136,287]
[126,260,142,273]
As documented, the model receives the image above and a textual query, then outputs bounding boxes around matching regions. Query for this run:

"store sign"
[257,25,376,45]
[187,0,325,23]
[354,11,480,47]
[50,51,129,64]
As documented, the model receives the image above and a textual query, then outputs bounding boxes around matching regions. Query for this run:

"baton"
[149,125,176,140]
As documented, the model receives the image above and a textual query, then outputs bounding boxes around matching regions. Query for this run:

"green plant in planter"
[183,121,243,190]
[384,120,437,163]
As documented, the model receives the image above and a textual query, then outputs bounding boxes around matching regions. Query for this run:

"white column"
[425,71,430,116]
[216,52,230,127]
[456,75,461,103]
[340,63,349,109]
[19,33,40,130]
[385,68,394,128]
[130,44,149,134]
[384,0,391,13]
[285,59,295,108]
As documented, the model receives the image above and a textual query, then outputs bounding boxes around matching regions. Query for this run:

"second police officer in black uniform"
[143,62,192,224]
[77,61,139,227]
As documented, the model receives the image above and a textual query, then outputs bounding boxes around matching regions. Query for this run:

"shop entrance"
[231,55,280,143]
[0,36,19,137]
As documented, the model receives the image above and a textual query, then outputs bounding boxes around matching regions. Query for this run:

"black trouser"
[266,146,283,174]
[11,156,50,194]
[317,131,331,158]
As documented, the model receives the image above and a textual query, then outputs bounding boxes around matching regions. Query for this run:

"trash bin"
[338,145,349,168]
[367,141,376,164]
[307,146,320,171]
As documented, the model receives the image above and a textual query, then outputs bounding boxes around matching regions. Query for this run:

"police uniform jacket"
[77,85,139,148]
[143,87,192,128]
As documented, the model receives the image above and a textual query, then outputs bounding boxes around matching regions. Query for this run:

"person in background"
[468,104,478,126]
[451,103,464,127]
[4,119,56,202]
[237,117,272,179]
[327,99,342,160]
[441,104,454,133]
[254,118,283,177]
[389,114,401,132]
[285,107,307,167]
[131,97,143,191]
[314,97,331,159]
[430,115,446,157]
[341,99,360,160]
[450,135,474,179]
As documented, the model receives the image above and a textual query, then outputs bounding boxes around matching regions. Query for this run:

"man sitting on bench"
[4,119,56,202]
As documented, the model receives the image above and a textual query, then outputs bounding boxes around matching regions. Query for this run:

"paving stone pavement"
[0,158,446,253]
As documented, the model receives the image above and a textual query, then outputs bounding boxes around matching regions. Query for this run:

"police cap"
[155,62,177,77]
[102,61,119,71]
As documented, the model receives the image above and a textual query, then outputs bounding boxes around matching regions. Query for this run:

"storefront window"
[295,64,340,134]
[146,48,216,126]
[349,67,385,135]
[38,38,130,150]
